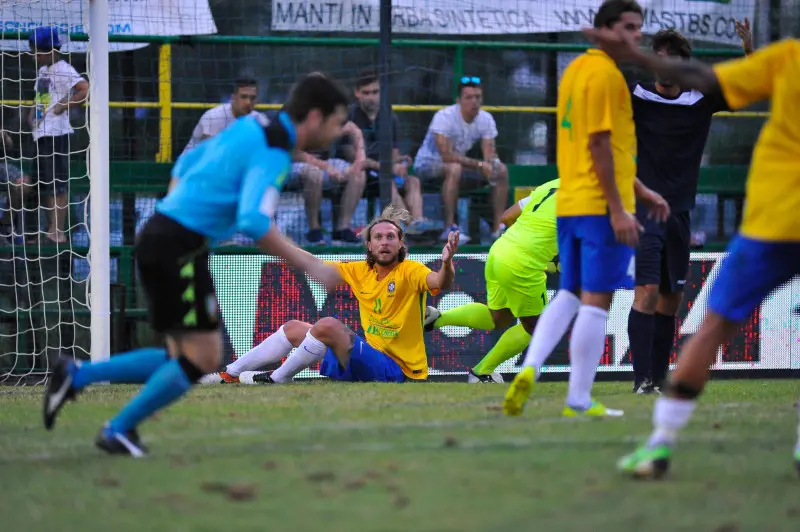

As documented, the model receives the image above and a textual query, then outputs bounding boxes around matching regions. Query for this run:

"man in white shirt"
[414,77,509,243]
[27,27,88,244]
[181,78,263,245]
[182,78,262,154]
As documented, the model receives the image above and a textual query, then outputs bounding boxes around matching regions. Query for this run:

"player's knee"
[667,379,703,400]
[283,320,311,345]
[310,316,343,342]
[657,292,683,316]
[633,285,660,312]
[520,316,538,335]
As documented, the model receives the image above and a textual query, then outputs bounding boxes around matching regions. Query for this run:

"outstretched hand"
[441,231,459,263]
[735,18,754,54]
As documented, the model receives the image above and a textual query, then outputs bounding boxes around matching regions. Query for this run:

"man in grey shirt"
[414,77,509,243]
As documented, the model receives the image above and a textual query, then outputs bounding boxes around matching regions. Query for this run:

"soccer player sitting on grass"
[424,179,560,384]
[41,74,350,457]
[217,206,459,384]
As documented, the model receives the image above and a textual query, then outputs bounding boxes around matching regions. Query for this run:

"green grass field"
[1,380,799,532]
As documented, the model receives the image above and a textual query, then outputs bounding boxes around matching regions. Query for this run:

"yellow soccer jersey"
[492,178,559,273]
[335,259,437,379]
[713,39,800,241]
[556,49,637,217]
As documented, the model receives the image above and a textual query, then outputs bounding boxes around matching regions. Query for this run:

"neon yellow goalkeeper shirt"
[490,178,560,273]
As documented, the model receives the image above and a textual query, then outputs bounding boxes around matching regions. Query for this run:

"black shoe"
[467,369,504,383]
[43,356,78,430]
[332,229,360,246]
[634,380,658,395]
[306,229,326,246]
[95,425,148,457]
[253,372,276,384]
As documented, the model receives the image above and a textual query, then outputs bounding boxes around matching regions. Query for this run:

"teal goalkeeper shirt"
[158,112,296,242]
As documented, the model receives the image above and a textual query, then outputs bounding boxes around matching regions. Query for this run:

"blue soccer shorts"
[708,235,800,322]
[319,335,406,383]
[557,215,635,294]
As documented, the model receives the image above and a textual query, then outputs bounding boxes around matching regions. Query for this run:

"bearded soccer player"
[41,75,349,456]
[585,22,800,479]
[218,206,459,384]
[627,24,754,395]
[502,0,668,419]
[424,179,559,384]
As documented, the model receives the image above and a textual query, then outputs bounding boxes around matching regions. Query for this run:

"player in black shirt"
[627,25,753,394]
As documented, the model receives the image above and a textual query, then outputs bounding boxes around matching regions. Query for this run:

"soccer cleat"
[634,380,659,395]
[218,371,239,384]
[95,425,148,458]
[563,401,624,418]
[503,366,535,416]
[423,306,440,332]
[253,372,277,384]
[43,355,79,430]
[617,443,672,479]
[468,369,504,384]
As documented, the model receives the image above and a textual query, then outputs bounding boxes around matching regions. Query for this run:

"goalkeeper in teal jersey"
[41,75,350,457]
[426,179,559,383]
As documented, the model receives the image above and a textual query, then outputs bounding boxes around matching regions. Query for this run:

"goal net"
[0,0,216,384]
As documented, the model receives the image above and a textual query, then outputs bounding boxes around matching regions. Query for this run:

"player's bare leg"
[618,312,736,478]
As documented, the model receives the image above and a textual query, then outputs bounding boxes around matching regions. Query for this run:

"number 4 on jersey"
[560,96,573,141]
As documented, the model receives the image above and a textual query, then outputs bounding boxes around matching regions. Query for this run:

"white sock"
[271,330,327,383]
[565,305,608,409]
[524,290,581,372]
[226,325,293,377]
[647,396,697,447]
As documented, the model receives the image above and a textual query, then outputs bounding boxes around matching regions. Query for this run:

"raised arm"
[426,232,459,291]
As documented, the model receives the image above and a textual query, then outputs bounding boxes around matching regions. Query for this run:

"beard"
[371,250,398,266]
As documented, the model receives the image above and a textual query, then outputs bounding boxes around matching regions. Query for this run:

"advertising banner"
[0,0,217,52]
[271,0,754,45]
[210,252,800,379]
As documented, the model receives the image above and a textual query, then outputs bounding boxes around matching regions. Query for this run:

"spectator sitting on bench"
[333,70,440,236]
[413,76,509,243]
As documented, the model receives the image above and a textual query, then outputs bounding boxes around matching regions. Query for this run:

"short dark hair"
[594,0,643,29]
[652,29,692,58]
[356,70,378,89]
[283,73,350,123]
[457,77,482,97]
[234,78,257,92]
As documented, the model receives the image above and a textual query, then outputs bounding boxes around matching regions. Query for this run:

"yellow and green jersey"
[490,178,559,273]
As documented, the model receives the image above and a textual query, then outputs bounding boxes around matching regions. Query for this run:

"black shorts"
[33,135,70,197]
[135,212,219,333]
[635,206,691,293]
